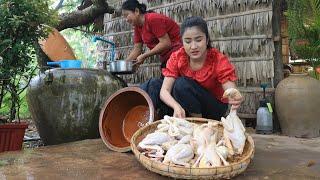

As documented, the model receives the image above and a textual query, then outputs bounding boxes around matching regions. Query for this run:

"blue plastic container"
[47,60,82,68]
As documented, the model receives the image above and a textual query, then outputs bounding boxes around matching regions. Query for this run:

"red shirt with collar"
[162,47,237,103]
[134,13,182,62]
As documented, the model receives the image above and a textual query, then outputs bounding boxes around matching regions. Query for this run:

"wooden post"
[273,0,284,87]
[272,0,284,132]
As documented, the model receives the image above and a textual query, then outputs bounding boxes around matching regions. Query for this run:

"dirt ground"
[0,133,319,180]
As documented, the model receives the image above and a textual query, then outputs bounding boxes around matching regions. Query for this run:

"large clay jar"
[275,73,320,138]
[26,68,126,145]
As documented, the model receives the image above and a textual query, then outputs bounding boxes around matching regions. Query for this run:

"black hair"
[180,16,211,48]
[122,0,148,14]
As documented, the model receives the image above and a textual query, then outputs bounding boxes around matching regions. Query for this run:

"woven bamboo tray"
[131,117,255,179]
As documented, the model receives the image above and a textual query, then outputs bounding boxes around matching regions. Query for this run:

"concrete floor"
[0,134,319,180]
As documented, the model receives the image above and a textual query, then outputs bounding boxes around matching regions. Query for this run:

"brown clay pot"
[275,73,320,138]
[99,87,156,152]
[38,28,76,61]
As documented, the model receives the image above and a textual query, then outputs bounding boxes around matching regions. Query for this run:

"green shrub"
[0,0,58,121]
[286,0,320,79]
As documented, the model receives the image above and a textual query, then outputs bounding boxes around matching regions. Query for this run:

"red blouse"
[134,13,182,62]
[162,48,237,103]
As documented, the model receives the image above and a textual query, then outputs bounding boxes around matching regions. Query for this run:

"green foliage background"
[0,0,58,120]
[286,0,320,79]
[0,0,102,119]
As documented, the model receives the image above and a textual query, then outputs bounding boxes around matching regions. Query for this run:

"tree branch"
[56,0,115,31]
[54,0,65,10]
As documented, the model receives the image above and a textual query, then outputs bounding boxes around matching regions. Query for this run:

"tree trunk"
[56,0,115,31]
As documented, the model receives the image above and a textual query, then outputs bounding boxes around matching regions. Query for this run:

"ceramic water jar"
[275,73,320,138]
[27,68,126,145]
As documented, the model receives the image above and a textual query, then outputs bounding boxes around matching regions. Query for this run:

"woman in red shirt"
[121,0,182,68]
[144,16,243,119]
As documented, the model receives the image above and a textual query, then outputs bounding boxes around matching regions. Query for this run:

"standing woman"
[159,16,244,119]
[121,0,182,112]
[121,0,182,68]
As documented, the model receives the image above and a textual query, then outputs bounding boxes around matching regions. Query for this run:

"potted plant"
[286,0,320,79]
[0,0,57,152]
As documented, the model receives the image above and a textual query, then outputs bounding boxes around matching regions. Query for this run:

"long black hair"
[180,16,211,48]
[121,0,148,14]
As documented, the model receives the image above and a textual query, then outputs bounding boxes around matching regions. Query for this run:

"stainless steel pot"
[109,60,137,74]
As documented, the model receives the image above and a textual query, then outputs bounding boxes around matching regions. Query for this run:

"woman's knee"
[172,77,193,93]
[140,78,163,93]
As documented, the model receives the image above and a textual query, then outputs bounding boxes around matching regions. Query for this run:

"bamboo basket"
[131,117,255,179]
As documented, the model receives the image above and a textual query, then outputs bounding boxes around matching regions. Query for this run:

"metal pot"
[91,36,137,74]
[109,60,137,74]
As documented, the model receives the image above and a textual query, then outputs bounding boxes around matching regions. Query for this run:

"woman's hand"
[135,54,147,66]
[160,77,186,118]
[173,105,186,118]
[223,87,244,110]
[222,82,244,110]
[228,95,244,110]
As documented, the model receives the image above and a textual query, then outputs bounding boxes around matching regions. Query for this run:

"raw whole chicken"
[221,88,246,155]
[197,133,229,168]
[163,135,194,167]
[159,115,195,138]
[138,132,172,158]
[192,121,218,156]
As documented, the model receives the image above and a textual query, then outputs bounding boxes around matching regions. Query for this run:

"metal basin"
[109,60,137,74]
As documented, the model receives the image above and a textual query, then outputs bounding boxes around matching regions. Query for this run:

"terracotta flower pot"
[99,87,156,152]
[0,122,28,152]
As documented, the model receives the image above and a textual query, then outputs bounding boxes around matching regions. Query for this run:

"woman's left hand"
[135,54,147,66]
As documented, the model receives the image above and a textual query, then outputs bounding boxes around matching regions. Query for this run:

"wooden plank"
[105,30,133,37]
[141,63,161,67]
[101,45,134,51]
[230,57,273,62]
[205,8,272,21]
[238,87,275,93]
[238,113,257,119]
[272,0,284,87]
[212,35,272,41]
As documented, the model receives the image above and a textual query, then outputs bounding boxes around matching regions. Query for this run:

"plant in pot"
[0,0,57,152]
[286,0,320,79]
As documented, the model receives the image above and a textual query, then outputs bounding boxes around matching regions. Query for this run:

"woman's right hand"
[173,105,186,118]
